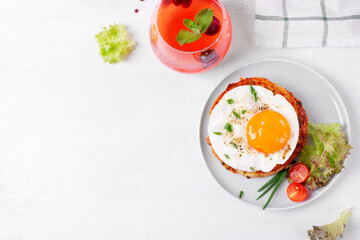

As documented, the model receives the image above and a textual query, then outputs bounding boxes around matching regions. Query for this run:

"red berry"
[161,0,172,7]
[172,0,192,8]
[198,48,219,67]
[205,16,221,36]
[180,0,192,8]
[134,9,139,13]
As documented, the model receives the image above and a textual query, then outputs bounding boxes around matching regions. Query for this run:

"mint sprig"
[176,30,202,46]
[176,8,214,46]
[183,19,200,34]
[194,9,214,33]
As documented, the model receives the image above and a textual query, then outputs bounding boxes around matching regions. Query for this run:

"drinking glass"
[150,0,232,73]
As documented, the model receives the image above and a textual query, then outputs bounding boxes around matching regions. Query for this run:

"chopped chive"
[232,110,240,119]
[239,190,243,199]
[256,179,279,200]
[263,170,287,210]
[250,84,257,102]
[258,172,281,192]
[224,154,230,159]
[224,123,232,132]
[226,99,234,104]
[241,110,246,114]
[250,167,256,172]
[232,142,238,149]
[213,132,222,135]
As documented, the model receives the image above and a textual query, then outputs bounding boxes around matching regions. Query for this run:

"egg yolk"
[246,110,291,154]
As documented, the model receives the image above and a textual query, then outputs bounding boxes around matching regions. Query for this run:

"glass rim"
[152,0,227,54]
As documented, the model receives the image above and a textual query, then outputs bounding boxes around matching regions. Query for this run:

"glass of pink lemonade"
[150,0,232,73]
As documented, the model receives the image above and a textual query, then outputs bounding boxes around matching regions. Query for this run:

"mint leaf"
[176,30,201,46]
[176,8,214,45]
[195,8,214,33]
[183,19,200,34]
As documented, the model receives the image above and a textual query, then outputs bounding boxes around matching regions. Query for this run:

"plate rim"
[199,58,352,211]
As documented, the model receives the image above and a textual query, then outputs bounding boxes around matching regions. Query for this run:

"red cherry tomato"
[287,182,307,202]
[289,163,309,183]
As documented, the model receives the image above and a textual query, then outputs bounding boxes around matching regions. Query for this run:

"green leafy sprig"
[176,8,214,46]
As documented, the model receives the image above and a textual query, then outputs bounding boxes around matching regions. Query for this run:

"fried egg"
[207,85,299,173]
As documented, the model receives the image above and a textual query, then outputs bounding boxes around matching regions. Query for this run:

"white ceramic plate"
[199,59,351,210]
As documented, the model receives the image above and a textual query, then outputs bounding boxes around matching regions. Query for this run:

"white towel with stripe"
[255,0,360,48]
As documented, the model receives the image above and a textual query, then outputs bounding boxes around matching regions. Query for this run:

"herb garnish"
[241,110,246,114]
[257,174,281,192]
[224,154,230,159]
[232,142,237,149]
[213,132,222,135]
[226,99,234,104]
[256,174,281,200]
[250,84,257,102]
[176,9,214,46]
[256,170,287,210]
[232,110,240,119]
[224,123,232,132]
[239,191,243,199]
[250,167,256,172]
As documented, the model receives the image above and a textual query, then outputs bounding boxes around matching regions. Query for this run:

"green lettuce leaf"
[308,208,352,240]
[299,122,352,191]
[95,24,135,64]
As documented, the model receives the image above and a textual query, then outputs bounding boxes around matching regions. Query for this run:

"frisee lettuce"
[308,208,352,240]
[95,24,135,64]
[299,122,352,191]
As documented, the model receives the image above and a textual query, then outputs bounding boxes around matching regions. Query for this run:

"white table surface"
[0,0,359,239]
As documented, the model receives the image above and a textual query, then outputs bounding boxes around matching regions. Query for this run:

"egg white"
[208,85,299,173]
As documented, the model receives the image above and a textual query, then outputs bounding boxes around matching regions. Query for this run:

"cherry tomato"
[289,163,309,183]
[287,182,307,202]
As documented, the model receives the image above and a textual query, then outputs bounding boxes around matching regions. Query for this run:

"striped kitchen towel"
[255,0,360,48]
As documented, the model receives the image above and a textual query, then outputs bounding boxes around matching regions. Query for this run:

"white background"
[0,0,359,239]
